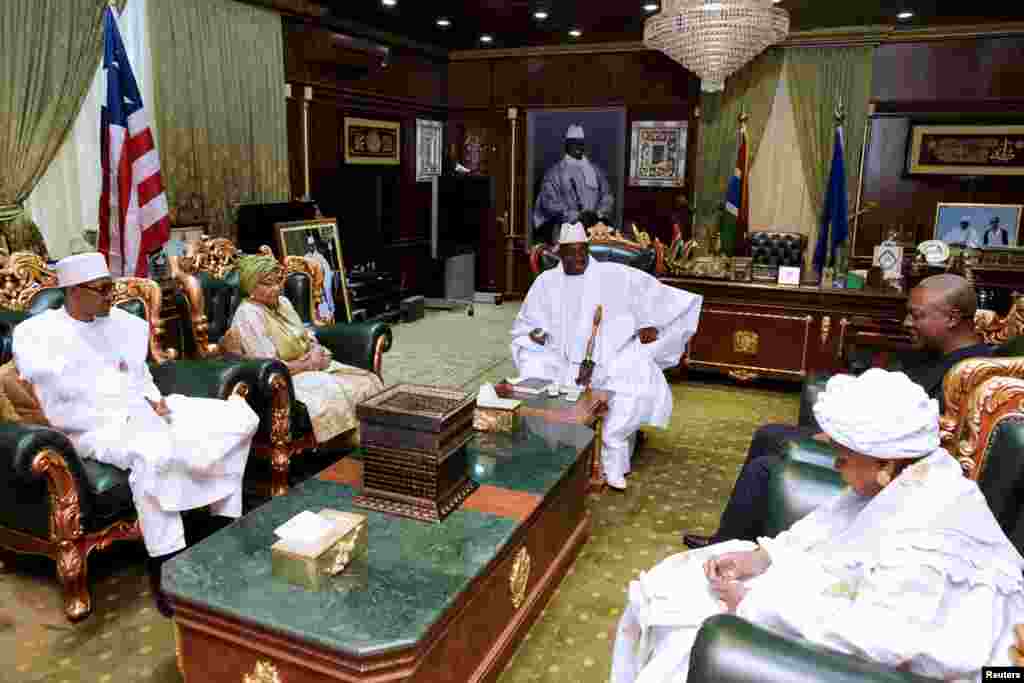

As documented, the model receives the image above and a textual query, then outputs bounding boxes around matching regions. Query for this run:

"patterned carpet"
[0,303,799,682]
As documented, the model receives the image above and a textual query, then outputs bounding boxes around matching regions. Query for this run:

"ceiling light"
[644,0,789,93]
[643,3,659,11]
[897,10,914,20]
[569,28,582,38]
[436,17,451,27]
[381,0,397,6]
[480,34,494,43]
[534,10,550,20]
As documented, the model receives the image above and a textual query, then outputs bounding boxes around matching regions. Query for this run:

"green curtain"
[0,0,120,255]
[693,48,784,225]
[148,0,289,239]
[786,46,874,251]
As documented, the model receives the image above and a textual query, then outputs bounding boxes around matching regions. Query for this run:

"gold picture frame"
[934,202,1022,248]
[908,124,1024,176]
[275,218,352,323]
[344,117,400,166]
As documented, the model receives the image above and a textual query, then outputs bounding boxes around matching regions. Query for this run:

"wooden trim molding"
[450,22,1024,61]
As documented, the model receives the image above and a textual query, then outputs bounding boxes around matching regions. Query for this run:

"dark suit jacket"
[984,227,1009,246]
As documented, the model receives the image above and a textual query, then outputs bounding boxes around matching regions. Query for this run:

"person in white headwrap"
[610,368,1024,683]
[532,124,616,232]
[12,253,259,618]
[511,223,702,489]
[941,215,980,247]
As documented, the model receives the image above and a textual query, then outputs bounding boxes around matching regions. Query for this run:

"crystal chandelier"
[644,0,789,93]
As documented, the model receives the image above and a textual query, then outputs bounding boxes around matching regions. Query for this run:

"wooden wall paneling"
[286,95,305,201]
[448,60,493,109]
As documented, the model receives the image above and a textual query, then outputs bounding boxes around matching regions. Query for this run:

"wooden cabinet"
[660,278,909,382]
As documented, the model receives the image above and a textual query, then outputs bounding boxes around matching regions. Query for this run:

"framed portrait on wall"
[344,117,400,166]
[416,119,443,182]
[907,124,1024,176]
[628,120,688,187]
[275,218,352,323]
[933,202,1022,248]
[524,107,627,246]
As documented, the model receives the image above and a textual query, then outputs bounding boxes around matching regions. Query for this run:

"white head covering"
[56,252,110,288]
[566,124,585,140]
[558,222,588,245]
[813,368,939,459]
[961,216,971,222]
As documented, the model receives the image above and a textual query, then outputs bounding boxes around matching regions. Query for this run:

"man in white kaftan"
[511,223,702,489]
[610,369,1024,682]
[533,125,615,231]
[12,253,259,615]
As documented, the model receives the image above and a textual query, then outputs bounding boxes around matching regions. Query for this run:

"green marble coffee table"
[166,415,594,682]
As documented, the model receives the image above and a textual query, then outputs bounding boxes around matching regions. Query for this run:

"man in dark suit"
[983,216,1009,247]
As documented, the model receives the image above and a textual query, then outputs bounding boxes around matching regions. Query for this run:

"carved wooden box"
[355,384,478,522]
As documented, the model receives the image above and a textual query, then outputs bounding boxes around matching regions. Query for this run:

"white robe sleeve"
[138,362,162,403]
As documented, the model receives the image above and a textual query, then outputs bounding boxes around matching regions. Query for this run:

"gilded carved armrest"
[111,277,178,363]
[941,357,1024,461]
[956,375,1024,481]
[0,252,58,311]
[974,295,1024,345]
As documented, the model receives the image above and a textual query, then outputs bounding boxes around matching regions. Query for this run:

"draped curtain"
[0,0,122,256]
[786,45,874,260]
[25,0,145,259]
[148,0,289,240]
[693,48,784,227]
[748,62,819,268]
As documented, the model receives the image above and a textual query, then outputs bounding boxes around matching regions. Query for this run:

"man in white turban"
[610,368,1024,682]
[511,223,702,489]
[942,215,980,247]
[532,124,616,234]
[12,253,259,617]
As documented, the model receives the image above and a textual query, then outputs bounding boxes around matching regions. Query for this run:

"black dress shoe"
[682,533,713,549]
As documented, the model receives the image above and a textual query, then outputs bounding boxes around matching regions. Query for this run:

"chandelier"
[644,0,789,93]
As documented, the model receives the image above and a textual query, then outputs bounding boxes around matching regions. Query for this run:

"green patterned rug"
[0,304,799,682]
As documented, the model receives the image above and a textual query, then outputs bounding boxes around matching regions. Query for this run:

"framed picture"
[344,117,400,166]
[777,265,801,286]
[416,119,443,182]
[166,225,206,258]
[873,244,904,280]
[275,218,352,323]
[933,203,1022,248]
[525,107,627,246]
[628,120,688,187]
[908,125,1024,176]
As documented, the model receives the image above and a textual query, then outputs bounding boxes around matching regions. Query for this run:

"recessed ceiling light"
[534,10,550,20]
[568,28,582,38]
[381,0,397,6]
[897,10,914,20]
[480,34,494,43]
[436,17,451,27]
[643,2,659,11]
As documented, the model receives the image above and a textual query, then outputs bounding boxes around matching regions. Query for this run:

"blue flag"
[813,127,848,273]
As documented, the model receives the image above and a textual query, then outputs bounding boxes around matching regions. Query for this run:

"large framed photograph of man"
[934,203,1022,248]
[525,107,627,246]
[275,218,352,323]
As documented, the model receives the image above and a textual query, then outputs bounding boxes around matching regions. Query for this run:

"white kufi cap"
[558,222,588,245]
[813,368,939,459]
[566,124,585,140]
[56,252,110,288]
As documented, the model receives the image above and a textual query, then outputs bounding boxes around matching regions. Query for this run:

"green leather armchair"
[171,237,391,492]
[0,272,285,622]
[688,374,1024,682]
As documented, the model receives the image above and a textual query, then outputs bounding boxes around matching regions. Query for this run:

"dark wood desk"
[660,277,909,382]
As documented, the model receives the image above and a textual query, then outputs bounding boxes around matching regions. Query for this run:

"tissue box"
[271,509,367,591]
[473,405,520,432]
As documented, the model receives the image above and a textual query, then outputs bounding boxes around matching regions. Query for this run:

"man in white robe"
[511,223,702,489]
[533,125,615,232]
[305,234,336,322]
[12,253,259,617]
[610,369,1024,682]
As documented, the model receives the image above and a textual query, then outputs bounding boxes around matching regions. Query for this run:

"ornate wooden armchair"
[171,237,392,492]
[689,375,1024,683]
[0,257,277,621]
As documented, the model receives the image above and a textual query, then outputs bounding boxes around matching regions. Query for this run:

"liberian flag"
[98,5,169,277]
[719,124,749,257]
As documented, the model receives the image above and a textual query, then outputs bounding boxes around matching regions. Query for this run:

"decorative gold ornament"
[733,330,759,355]
[644,0,789,93]
[244,660,283,683]
[820,316,831,348]
[509,547,531,609]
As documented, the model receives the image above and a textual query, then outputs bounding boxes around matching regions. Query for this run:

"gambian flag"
[720,125,749,257]
[98,5,169,277]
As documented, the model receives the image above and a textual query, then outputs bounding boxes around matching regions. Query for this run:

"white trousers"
[74,395,258,557]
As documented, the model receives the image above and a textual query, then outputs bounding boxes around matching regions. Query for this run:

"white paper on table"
[274,510,336,545]
[477,383,521,410]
